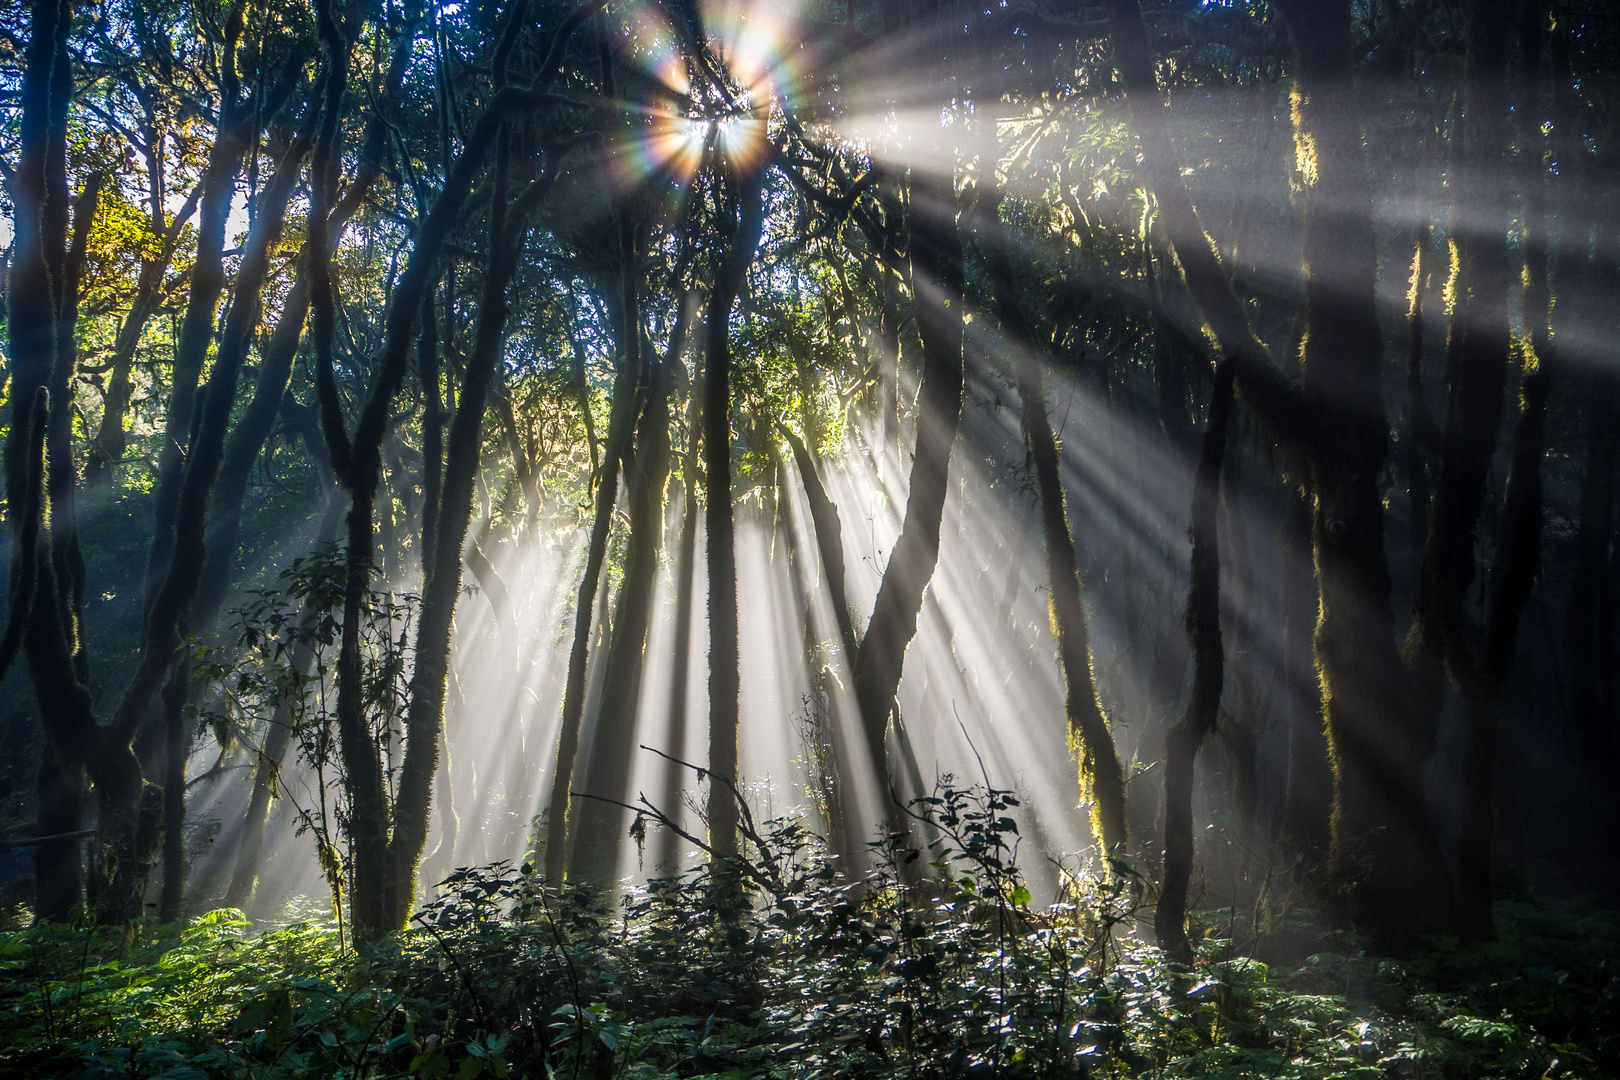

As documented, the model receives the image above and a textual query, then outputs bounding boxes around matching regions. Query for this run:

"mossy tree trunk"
[6,0,102,920]
[982,184,1129,862]
[1110,0,1459,944]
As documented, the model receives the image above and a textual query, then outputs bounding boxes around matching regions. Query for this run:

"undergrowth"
[2,782,1616,1079]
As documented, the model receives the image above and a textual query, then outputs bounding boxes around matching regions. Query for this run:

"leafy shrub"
[1,783,1616,1078]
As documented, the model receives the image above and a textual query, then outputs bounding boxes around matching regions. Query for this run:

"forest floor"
[1,800,1617,1079]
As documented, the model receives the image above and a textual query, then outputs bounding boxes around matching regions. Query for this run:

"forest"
[2,0,1619,1075]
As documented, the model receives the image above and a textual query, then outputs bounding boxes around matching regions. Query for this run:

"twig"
[635,745,784,882]
[0,829,94,852]
[953,703,995,793]
[568,789,789,904]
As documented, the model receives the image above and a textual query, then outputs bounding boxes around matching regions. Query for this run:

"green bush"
[2,784,1615,1079]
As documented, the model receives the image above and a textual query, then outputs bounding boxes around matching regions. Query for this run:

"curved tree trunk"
[1404,225,1435,569]
[849,171,965,793]
[1390,0,1516,940]
[878,260,901,467]
[1110,0,1451,942]
[1456,310,1552,943]
[1277,484,1329,856]
[192,62,402,630]
[782,426,855,659]
[142,8,256,610]
[781,425,859,866]
[157,659,191,921]
[313,7,592,930]
[172,59,408,903]
[1284,0,1456,940]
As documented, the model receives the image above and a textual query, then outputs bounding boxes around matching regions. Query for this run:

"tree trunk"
[849,171,965,792]
[158,658,191,921]
[143,6,255,609]
[544,278,646,887]
[1277,484,1330,855]
[572,279,688,888]
[420,297,446,577]
[782,426,855,659]
[1283,0,1456,940]
[780,425,861,866]
[1156,361,1233,965]
[46,173,102,690]
[100,104,317,920]
[706,173,766,863]
[1404,0,1516,769]
[314,4,587,928]
[879,260,901,467]
[192,69,401,631]
[1404,226,1435,569]
[983,185,1128,860]
[1456,19,1561,940]
[373,134,526,931]
[8,0,102,920]
[1111,0,1451,941]
[1456,319,1552,943]
[656,350,703,873]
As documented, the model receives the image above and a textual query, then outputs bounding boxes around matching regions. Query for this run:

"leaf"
[1010,885,1032,907]
[410,1049,451,1079]
[457,1055,486,1080]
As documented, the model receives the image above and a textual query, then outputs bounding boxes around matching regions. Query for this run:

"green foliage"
[3,786,1615,1079]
